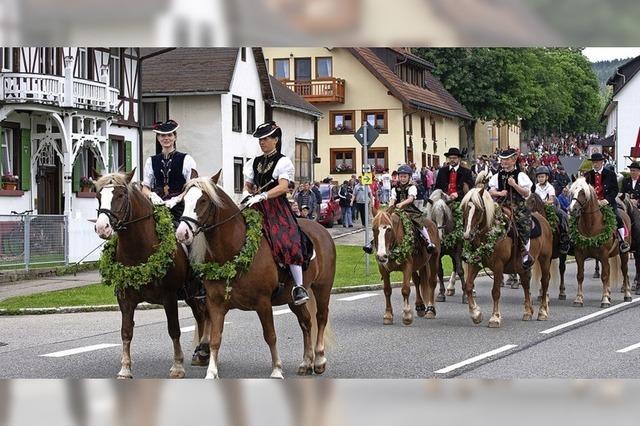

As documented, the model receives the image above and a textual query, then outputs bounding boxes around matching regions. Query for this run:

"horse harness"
[97,184,154,232]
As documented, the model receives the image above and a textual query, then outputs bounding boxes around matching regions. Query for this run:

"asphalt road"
[1,259,639,379]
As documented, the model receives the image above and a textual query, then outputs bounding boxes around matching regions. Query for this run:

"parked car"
[318,183,342,228]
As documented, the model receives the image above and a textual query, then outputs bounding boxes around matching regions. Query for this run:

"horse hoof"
[416,304,426,317]
[314,362,327,375]
[522,313,532,321]
[624,296,632,302]
[446,289,455,296]
[537,313,548,321]
[573,301,583,307]
[425,306,436,319]
[471,312,483,325]
[488,319,501,328]
[402,316,413,326]
[600,302,611,309]
[169,368,186,379]
[436,294,446,303]
[270,370,284,379]
[383,316,393,325]
[297,364,314,376]
[558,294,567,301]
[117,373,133,379]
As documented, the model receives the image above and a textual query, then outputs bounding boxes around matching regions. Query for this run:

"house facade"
[0,47,140,262]
[262,47,471,180]
[473,120,521,158]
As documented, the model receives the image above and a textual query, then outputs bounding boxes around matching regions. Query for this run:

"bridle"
[179,190,246,237]
[570,190,601,218]
[97,184,154,232]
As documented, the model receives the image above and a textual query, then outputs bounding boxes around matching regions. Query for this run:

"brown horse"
[371,206,440,325]
[94,171,208,378]
[525,193,568,300]
[460,188,553,327]
[568,178,632,307]
[618,194,640,295]
[175,174,336,378]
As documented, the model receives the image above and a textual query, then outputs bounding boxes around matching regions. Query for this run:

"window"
[431,119,436,141]
[295,140,312,182]
[422,152,427,168]
[330,110,355,134]
[241,47,246,62]
[37,48,57,75]
[109,136,125,173]
[273,59,290,79]
[1,48,12,71]
[316,57,332,78]
[420,116,426,139]
[109,48,121,90]
[233,157,244,193]
[295,58,311,81]
[367,148,388,174]
[77,48,88,79]
[142,98,168,128]
[330,148,356,174]
[0,125,21,189]
[232,96,242,132]
[432,155,440,168]
[362,110,388,133]
[246,99,256,134]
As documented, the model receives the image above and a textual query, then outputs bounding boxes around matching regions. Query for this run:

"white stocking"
[289,264,303,287]
[618,228,625,239]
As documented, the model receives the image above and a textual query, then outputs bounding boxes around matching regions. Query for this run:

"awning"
[596,134,616,147]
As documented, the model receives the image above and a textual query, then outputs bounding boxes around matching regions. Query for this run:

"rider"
[533,166,570,254]
[584,152,630,253]
[488,148,534,269]
[244,121,309,305]
[434,147,474,200]
[620,161,640,205]
[364,164,436,254]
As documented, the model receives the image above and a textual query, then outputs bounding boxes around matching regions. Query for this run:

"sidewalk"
[0,271,101,302]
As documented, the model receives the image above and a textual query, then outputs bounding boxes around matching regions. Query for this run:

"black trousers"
[355,203,366,225]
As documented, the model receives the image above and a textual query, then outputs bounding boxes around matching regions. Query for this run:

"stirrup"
[292,286,309,305]
[619,241,631,254]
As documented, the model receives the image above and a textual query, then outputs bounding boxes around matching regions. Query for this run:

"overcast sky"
[583,47,640,62]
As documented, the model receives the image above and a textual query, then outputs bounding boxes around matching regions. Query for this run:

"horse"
[568,178,633,307]
[460,188,554,327]
[175,174,336,378]
[94,170,209,378]
[425,189,467,303]
[525,193,568,300]
[371,206,440,325]
[618,193,640,295]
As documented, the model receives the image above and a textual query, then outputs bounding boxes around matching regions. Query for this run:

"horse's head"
[525,192,545,215]
[176,171,223,246]
[94,169,138,239]
[430,199,451,241]
[372,208,398,265]
[460,188,494,241]
[568,177,594,219]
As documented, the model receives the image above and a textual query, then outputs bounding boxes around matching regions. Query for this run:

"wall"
[273,108,316,181]
[615,76,640,170]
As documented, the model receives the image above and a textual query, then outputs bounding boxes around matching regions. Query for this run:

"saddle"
[501,206,542,240]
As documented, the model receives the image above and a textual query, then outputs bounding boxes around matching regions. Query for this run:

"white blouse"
[142,153,196,189]
[534,183,555,201]
[244,155,295,184]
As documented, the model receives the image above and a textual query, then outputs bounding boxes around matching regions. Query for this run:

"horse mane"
[526,193,546,216]
[569,177,596,204]
[184,177,237,212]
[460,188,495,226]
[429,189,447,203]
[373,209,393,227]
[95,172,152,210]
[475,170,491,188]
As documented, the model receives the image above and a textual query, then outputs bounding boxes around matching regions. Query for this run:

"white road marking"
[540,298,640,335]
[434,344,518,375]
[273,308,291,316]
[616,342,640,354]
[338,293,379,302]
[41,343,120,358]
[181,326,196,333]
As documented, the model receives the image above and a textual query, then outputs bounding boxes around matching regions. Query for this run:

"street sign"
[354,122,379,147]
[361,172,373,185]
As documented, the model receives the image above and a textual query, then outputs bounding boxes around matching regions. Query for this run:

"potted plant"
[80,176,95,192]
[1,173,19,191]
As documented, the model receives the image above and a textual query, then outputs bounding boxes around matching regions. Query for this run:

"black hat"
[498,148,517,159]
[629,162,640,170]
[444,147,462,158]
[589,152,605,162]
[152,119,179,134]
[253,121,282,139]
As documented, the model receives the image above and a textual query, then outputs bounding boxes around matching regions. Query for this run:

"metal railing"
[0,211,67,271]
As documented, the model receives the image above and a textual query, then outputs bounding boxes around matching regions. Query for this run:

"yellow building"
[473,120,522,157]
[262,48,471,180]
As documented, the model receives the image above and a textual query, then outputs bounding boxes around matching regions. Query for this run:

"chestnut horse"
[568,178,632,307]
[94,171,208,378]
[460,188,553,327]
[371,206,440,325]
[618,194,640,295]
[425,189,467,303]
[175,175,336,378]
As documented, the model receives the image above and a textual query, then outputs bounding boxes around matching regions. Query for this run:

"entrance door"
[37,157,61,214]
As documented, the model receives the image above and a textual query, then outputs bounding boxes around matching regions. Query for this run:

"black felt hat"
[253,121,282,139]
[589,152,605,162]
[152,119,179,134]
[498,148,517,159]
[444,147,462,158]
[629,162,640,170]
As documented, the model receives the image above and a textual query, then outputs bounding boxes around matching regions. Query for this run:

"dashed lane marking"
[41,343,120,358]
[616,342,640,354]
[338,293,378,302]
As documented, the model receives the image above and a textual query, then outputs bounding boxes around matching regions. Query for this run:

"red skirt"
[253,196,304,266]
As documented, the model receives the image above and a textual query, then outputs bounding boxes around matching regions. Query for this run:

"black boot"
[522,252,534,270]
[292,286,309,305]
[559,233,570,255]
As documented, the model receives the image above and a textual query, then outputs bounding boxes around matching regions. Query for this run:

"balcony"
[0,73,120,114]
[285,77,345,103]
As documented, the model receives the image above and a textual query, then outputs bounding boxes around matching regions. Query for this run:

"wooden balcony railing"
[285,77,345,103]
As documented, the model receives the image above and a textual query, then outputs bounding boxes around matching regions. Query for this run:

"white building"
[141,48,321,200]
[0,47,141,262]
[602,55,640,171]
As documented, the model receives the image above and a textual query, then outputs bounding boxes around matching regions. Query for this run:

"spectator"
[311,181,322,221]
[290,200,302,217]
[380,168,391,204]
[338,180,354,228]
[557,186,571,212]
[353,179,373,226]
[295,182,317,219]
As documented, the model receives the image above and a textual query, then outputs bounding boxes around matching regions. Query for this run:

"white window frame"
[0,128,15,176]
[1,48,12,72]
[109,48,121,90]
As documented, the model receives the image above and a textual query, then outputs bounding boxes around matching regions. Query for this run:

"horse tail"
[549,258,560,294]
[608,253,622,292]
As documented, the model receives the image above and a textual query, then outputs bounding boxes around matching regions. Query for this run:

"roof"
[348,48,472,120]
[268,75,322,118]
[607,55,640,96]
[141,48,273,101]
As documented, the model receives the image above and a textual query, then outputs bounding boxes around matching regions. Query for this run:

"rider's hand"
[149,192,165,206]
[450,192,458,200]
[246,192,268,207]
[599,199,609,206]
[507,177,517,187]
[165,196,181,209]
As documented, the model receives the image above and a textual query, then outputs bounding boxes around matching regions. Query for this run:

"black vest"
[497,168,525,202]
[151,151,187,200]
[252,152,285,191]
[395,183,415,203]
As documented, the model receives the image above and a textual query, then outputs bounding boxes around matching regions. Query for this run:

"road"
[0,259,638,379]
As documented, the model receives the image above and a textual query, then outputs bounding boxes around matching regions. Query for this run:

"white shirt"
[488,170,533,192]
[535,182,555,201]
[381,173,391,190]
[390,185,417,201]
[142,153,197,190]
[244,155,295,184]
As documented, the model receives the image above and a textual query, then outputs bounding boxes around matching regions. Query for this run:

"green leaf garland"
[99,205,177,293]
[568,205,616,249]
[462,206,507,267]
[543,204,559,230]
[389,210,416,264]
[442,201,463,250]
[192,208,263,300]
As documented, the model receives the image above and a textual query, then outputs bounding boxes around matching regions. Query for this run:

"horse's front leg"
[413,271,426,317]
[464,264,482,324]
[289,301,314,376]
[520,268,533,322]
[256,300,284,378]
[381,267,394,325]
[117,298,137,379]
[600,253,611,308]
[425,252,439,319]
[621,253,633,302]
[164,298,185,379]
[559,253,567,300]
[489,265,505,328]
[573,253,585,307]
[401,265,413,326]
[436,254,447,302]
[205,296,228,379]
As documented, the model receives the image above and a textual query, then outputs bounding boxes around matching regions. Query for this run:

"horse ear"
[125,168,136,183]
[211,169,222,185]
